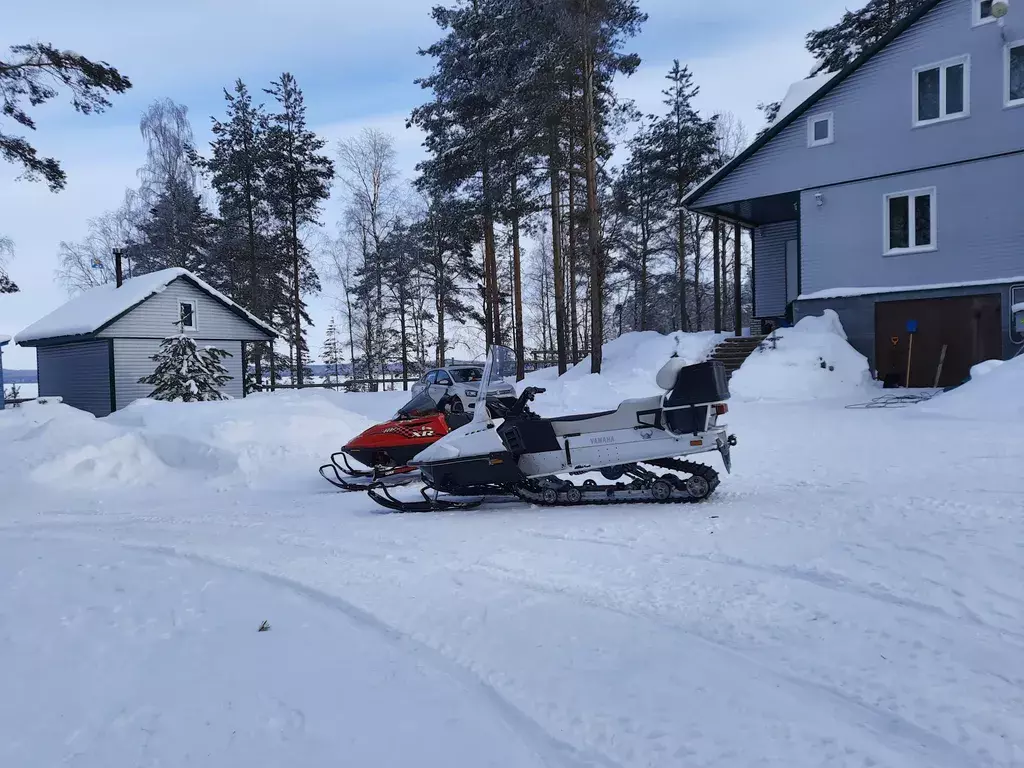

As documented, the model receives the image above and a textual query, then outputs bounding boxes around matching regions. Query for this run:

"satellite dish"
[992,0,1010,19]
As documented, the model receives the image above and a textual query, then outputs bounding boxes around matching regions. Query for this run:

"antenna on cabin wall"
[113,247,124,288]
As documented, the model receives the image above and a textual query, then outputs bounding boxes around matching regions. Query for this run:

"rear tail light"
[713,403,729,416]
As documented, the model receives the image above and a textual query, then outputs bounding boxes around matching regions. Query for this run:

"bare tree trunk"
[713,216,722,333]
[549,130,568,375]
[567,113,580,362]
[512,189,525,381]
[582,13,604,374]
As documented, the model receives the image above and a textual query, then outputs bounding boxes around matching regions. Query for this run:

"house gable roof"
[15,268,277,345]
[684,0,943,212]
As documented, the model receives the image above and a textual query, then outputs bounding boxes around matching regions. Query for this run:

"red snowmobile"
[318,391,516,491]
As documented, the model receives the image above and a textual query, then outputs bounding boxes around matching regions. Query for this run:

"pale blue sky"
[1,0,853,368]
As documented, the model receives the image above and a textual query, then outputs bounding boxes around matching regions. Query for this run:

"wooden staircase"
[709,335,767,378]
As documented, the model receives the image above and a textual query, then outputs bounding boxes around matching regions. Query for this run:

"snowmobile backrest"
[656,357,686,391]
[663,360,730,407]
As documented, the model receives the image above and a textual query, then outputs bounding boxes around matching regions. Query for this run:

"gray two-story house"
[686,0,1024,387]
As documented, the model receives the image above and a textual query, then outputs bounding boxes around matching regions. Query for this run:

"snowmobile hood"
[345,416,443,451]
[411,418,505,465]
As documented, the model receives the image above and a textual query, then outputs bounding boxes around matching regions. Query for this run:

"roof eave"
[683,0,943,211]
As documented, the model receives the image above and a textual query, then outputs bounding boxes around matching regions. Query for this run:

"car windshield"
[393,392,438,420]
[449,368,483,383]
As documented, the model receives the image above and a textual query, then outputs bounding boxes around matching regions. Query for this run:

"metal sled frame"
[318,451,417,492]
[367,483,486,513]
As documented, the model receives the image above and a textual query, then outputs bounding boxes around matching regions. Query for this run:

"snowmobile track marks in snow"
[86,539,627,768]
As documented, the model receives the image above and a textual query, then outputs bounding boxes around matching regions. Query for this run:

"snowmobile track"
[515,459,721,508]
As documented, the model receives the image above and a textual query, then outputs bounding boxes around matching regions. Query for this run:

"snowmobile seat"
[545,409,618,423]
[662,361,729,435]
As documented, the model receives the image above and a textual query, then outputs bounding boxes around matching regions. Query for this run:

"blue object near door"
[906,319,918,334]
[0,336,8,410]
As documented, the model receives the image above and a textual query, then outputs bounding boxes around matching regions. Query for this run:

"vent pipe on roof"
[113,247,124,288]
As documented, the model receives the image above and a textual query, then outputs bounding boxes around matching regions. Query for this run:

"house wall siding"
[36,340,112,417]
[99,277,272,341]
[694,0,1024,208]
[114,338,244,409]
[754,222,798,318]
[799,153,1024,294]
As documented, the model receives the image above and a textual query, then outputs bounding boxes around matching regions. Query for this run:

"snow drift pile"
[730,311,875,402]
[924,353,1024,421]
[0,390,384,493]
[526,330,724,415]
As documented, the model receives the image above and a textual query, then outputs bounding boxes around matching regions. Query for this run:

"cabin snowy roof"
[0,335,10,346]
[773,70,838,125]
[15,268,277,344]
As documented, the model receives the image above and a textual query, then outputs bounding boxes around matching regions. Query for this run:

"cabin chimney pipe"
[113,247,124,288]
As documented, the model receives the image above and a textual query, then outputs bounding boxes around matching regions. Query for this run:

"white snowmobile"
[367,345,737,513]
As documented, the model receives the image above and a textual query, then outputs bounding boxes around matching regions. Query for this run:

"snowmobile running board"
[318,452,418,492]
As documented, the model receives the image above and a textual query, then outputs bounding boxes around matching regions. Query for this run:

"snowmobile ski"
[318,453,418,492]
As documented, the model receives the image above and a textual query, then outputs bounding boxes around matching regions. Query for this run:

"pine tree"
[0,237,16,294]
[139,335,233,402]
[649,61,720,332]
[806,0,928,74]
[1,43,131,191]
[264,73,333,387]
[321,318,343,386]
[133,178,215,275]
[204,80,279,381]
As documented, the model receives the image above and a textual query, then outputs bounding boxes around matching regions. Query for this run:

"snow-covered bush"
[4,382,20,407]
[139,335,233,402]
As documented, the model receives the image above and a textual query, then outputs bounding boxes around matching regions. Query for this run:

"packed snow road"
[2,388,1023,766]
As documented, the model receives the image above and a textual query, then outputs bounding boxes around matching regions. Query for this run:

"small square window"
[884,188,937,255]
[1006,41,1024,107]
[806,112,834,147]
[913,56,970,126]
[179,301,197,330]
[974,0,997,26]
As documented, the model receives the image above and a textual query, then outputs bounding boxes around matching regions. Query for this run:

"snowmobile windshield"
[394,392,438,420]
[473,344,516,423]
[449,367,484,383]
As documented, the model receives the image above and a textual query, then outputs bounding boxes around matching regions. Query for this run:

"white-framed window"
[1006,40,1024,107]
[806,112,834,147]
[913,55,970,126]
[973,0,997,26]
[179,300,197,331]
[884,187,937,255]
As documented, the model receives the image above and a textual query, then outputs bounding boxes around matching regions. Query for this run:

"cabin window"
[973,0,996,26]
[1006,41,1024,107]
[913,56,970,125]
[806,112,834,147]
[884,188,936,255]
[179,300,197,331]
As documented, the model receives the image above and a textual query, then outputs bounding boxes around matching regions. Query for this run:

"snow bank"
[730,311,875,402]
[924,354,1024,421]
[525,330,724,415]
[0,390,379,493]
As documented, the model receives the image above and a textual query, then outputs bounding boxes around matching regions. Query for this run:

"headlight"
[464,389,478,397]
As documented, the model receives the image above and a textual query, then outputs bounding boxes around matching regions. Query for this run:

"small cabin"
[15,268,276,417]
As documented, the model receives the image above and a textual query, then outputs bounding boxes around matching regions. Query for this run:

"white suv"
[410,365,517,413]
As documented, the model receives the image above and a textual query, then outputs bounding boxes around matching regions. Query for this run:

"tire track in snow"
[468,561,983,768]
[524,530,1024,641]
[9,531,624,768]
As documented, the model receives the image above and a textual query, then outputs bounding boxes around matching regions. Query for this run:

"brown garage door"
[874,294,1002,388]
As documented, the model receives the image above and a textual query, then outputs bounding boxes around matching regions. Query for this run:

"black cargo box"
[665,360,730,407]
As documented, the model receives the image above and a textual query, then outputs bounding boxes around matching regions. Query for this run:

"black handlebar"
[509,386,546,416]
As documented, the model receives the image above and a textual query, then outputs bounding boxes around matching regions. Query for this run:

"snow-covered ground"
[2,322,1023,767]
